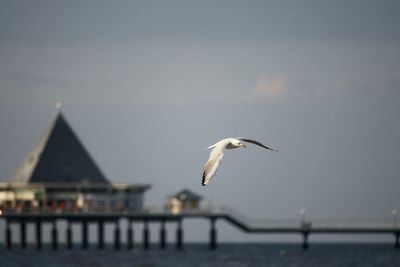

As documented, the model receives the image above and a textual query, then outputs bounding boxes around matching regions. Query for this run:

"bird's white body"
[207,137,243,150]
[202,137,277,186]
[202,138,244,186]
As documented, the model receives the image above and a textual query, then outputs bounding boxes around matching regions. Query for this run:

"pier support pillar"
[114,221,121,250]
[143,221,150,250]
[302,232,309,250]
[210,218,217,250]
[127,221,133,250]
[98,221,104,249]
[20,221,27,250]
[6,220,11,249]
[176,220,183,250]
[66,222,72,249]
[36,220,42,250]
[395,232,399,249]
[160,220,166,250]
[82,221,88,249]
[51,221,58,250]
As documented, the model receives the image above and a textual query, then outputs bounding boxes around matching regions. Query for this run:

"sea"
[1,243,399,267]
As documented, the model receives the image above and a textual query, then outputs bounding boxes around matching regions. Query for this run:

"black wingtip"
[202,172,207,186]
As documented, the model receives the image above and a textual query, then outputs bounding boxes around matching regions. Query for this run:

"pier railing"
[2,205,399,231]
[3,205,398,230]
[215,206,301,228]
[218,206,400,231]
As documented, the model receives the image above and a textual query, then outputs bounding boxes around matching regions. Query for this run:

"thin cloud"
[252,76,287,98]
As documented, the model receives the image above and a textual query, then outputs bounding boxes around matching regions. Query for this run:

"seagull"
[202,137,278,186]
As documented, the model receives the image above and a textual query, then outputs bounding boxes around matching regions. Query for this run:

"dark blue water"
[1,243,399,267]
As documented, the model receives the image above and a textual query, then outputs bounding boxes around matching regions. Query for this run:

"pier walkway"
[1,206,399,250]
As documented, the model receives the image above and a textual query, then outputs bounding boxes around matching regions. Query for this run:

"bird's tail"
[206,144,217,150]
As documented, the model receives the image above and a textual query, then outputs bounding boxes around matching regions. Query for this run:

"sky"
[1,0,400,242]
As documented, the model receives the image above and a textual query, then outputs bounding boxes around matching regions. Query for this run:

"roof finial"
[55,100,63,112]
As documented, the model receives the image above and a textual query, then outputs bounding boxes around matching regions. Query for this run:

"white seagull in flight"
[202,137,278,186]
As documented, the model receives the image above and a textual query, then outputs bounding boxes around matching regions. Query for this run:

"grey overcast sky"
[1,0,400,241]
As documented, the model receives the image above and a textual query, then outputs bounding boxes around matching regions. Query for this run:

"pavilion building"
[0,109,150,214]
[166,189,203,214]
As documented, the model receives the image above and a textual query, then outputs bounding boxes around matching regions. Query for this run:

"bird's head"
[233,139,246,148]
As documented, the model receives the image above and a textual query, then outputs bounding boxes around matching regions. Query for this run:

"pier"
[2,110,398,251]
[1,207,399,250]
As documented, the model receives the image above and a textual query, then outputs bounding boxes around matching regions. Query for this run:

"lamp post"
[392,208,398,227]
[299,208,306,225]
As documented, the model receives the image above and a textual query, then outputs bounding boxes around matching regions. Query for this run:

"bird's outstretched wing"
[239,138,278,152]
[202,146,224,186]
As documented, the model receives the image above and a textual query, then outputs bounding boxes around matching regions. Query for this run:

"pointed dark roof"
[170,189,203,201]
[11,113,109,184]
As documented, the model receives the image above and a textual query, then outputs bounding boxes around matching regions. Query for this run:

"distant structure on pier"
[166,189,203,214]
[0,107,150,214]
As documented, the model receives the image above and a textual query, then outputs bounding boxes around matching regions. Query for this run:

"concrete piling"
[66,222,72,249]
[302,232,309,250]
[114,221,121,250]
[20,221,26,249]
[51,221,58,250]
[98,221,104,249]
[82,221,88,249]
[127,221,133,249]
[176,220,183,250]
[6,221,11,250]
[36,220,42,249]
[209,218,217,250]
[143,221,150,250]
[160,220,166,250]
